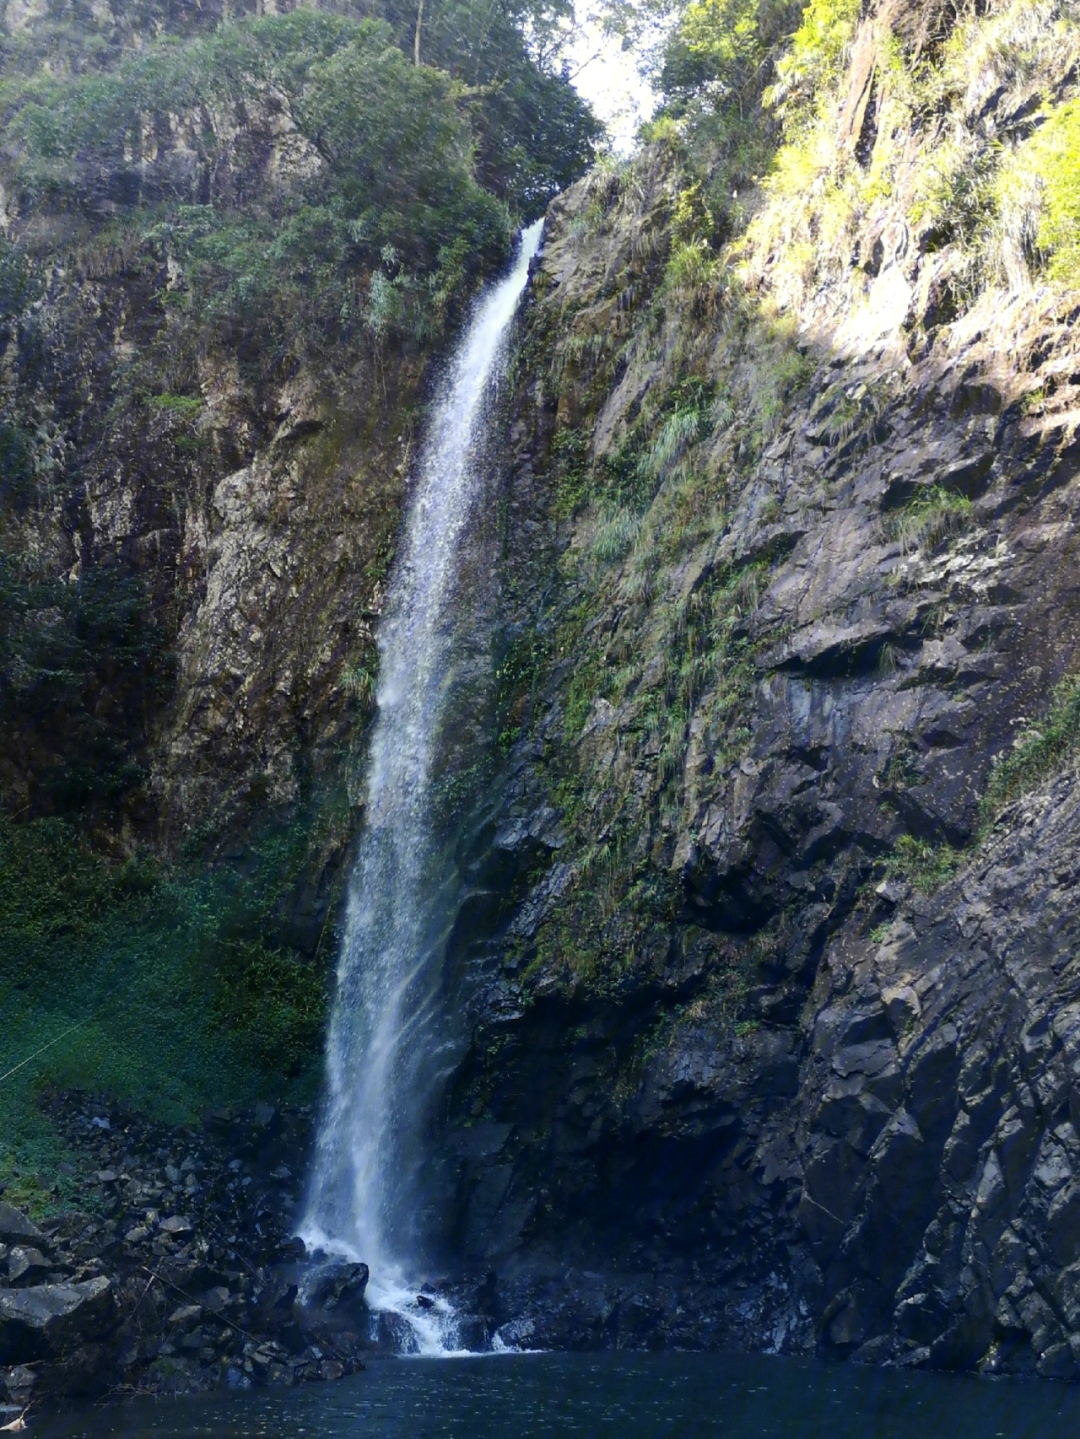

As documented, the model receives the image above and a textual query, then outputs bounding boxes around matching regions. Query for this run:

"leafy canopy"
[0,8,602,350]
[4,4,599,219]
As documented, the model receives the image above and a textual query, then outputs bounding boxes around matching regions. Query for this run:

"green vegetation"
[879,671,1080,898]
[0,0,600,213]
[653,0,1080,307]
[147,393,203,419]
[885,832,963,892]
[492,109,836,1010]
[0,559,173,815]
[510,250,811,1003]
[888,485,973,556]
[483,0,1078,1057]
[5,4,599,216]
[0,5,600,365]
[0,0,603,1172]
[7,16,508,353]
[0,803,344,1210]
[550,427,593,520]
[1000,97,1080,286]
[899,1,1080,290]
[341,650,380,708]
[493,627,549,753]
[653,0,802,226]
[637,0,1080,334]
[909,134,996,251]
[980,673,1080,822]
[0,420,36,512]
[763,0,860,127]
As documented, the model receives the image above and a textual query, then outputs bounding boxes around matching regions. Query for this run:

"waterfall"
[300,221,544,1354]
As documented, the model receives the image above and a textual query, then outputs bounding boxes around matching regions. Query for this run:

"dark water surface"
[36,1351,1080,1439]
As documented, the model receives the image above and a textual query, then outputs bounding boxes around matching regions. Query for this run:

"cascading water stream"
[300,221,544,1355]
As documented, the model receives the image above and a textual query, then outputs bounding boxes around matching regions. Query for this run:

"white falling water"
[300,221,544,1354]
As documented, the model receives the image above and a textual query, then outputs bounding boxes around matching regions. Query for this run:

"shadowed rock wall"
[424,8,1080,1372]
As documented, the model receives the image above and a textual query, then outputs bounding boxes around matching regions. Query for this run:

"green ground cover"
[0,808,341,1212]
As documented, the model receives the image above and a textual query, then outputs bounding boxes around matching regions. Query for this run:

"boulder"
[159,1216,194,1236]
[0,1279,114,1364]
[303,1262,369,1313]
[5,1251,49,1288]
[0,1209,42,1249]
[0,1363,36,1406]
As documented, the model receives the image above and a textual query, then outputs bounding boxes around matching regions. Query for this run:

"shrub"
[1001,98,1080,286]
[654,0,800,221]
[0,805,340,1137]
[980,673,1080,822]
[147,392,202,419]
[764,0,861,129]
[662,0,801,117]
[211,940,328,1079]
[0,10,594,355]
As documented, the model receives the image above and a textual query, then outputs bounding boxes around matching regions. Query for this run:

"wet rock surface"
[792,772,1080,1378]
[416,60,1080,1370]
[0,1095,373,1417]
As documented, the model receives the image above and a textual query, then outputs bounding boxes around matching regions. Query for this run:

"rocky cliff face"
[0,5,421,844]
[0,0,584,1217]
[5,0,1080,1392]
[2,253,415,844]
[428,0,1080,1376]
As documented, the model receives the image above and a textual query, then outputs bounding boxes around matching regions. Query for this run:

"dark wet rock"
[303,1263,369,1314]
[158,1217,194,1237]
[1,1092,371,1409]
[1,1361,38,1407]
[775,771,1080,1375]
[0,1208,43,1249]
[5,1250,50,1288]
[0,1279,114,1363]
[402,80,1080,1379]
[3,0,1079,1406]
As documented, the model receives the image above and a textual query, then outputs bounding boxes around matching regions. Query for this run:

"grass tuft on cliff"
[998,97,1080,287]
[981,673,1080,823]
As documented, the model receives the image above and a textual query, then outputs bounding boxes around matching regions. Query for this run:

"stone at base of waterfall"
[159,1216,194,1236]
[0,1365,36,1411]
[0,1210,42,1250]
[0,1278,115,1363]
[305,1262,369,1313]
[6,1250,49,1288]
